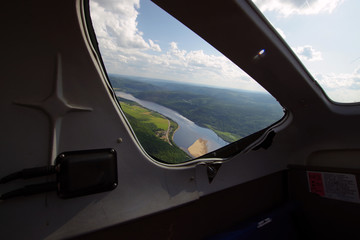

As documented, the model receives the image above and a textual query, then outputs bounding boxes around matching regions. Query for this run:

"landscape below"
[119,99,190,163]
[110,74,284,163]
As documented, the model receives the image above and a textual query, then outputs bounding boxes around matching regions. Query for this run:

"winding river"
[116,91,228,155]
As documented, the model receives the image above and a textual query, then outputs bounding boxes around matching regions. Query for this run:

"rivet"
[59,154,65,158]
[110,149,115,153]
[113,183,118,187]
[117,138,123,143]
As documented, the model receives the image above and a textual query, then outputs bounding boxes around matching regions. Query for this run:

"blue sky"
[261,0,360,74]
[90,0,360,102]
[253,0,360,102]
[89,0,265,92]
[136,0,221,56]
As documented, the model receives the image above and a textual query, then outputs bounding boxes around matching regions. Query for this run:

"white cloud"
[275,27,286,39]
[293,45,322,62]
[322,88,360,103]
[91,0,147,49]
[355,65,360,75]
[314,66,360,103]
[253,0,344,16]
[90,0,162,53]
[139,42,259,91]
[148,39,161,52]
[89,0,265,92]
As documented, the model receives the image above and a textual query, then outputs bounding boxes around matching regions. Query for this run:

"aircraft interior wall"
[1,0,360,239]
[76,161,360,240]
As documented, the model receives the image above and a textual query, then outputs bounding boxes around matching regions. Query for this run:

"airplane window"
[89,0,284,164]
[252,0,360,103]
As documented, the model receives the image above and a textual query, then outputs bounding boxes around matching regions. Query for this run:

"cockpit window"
[252,0,360,103]
[89,0,284,164]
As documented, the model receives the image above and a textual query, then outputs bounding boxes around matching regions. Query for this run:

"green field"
[119,100,190,163]
[204,124,242,143]
[121,102,169,131]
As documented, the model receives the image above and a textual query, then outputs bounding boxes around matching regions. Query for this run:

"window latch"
[206,163,222,184]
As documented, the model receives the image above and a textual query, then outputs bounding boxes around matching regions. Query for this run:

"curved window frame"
[82,0,289,167]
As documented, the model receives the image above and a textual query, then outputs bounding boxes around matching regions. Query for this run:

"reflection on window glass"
[89,0,284,163]
[252,0,360,103]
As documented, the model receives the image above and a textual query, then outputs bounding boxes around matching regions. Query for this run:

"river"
[116,91,228,155]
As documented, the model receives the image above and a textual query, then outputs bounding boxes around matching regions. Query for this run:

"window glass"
[252,0,360,103]
[89,0,284,163]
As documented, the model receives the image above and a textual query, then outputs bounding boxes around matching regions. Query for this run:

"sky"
[89,0,266,92]
[90,0,360,103]
[252,0,360,103]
